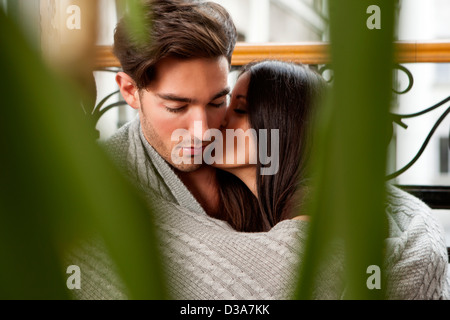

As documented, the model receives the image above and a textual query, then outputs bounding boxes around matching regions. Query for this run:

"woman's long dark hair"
[215,60,326,232]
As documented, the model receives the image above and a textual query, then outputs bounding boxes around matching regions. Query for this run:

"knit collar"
[135,119,206,215]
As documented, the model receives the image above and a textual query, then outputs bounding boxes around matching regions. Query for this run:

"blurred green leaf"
[121,0,151,48]
[0,9,167,299]
[295,0,395,299]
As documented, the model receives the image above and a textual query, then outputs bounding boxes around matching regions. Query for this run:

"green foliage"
[121,0,152,48]
[295,0,395,299]
[0,9,167,299]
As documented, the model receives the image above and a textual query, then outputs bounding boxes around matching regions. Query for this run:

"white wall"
[94,0,138,141]
[395,0,450,186]
[396,0,450,248]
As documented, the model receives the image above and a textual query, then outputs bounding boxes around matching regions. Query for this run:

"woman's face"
[212,71,257,169]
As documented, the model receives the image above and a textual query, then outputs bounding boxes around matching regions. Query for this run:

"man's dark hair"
[113,0,237,89]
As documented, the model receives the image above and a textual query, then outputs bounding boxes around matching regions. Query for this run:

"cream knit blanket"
[68,118,449,299]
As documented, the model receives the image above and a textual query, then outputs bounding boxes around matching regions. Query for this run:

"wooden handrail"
[231,42,329,65]
[395,41,450,63]
[95,46,121,69]
[95,41,450,69]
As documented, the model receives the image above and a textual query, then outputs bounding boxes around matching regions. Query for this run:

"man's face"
[136,56,230,172]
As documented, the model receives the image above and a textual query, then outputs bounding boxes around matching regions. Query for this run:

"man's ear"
[116,72,139,110]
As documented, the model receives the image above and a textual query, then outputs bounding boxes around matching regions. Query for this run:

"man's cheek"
[161,122,187,147]
[209,111,227,130]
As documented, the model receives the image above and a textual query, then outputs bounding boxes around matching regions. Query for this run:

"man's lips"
[178,145,207,156]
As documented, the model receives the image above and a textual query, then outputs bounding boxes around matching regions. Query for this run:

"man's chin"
[172,162,203,173]
[161,152,203,172]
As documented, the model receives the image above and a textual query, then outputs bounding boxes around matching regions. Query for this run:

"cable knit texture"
[384,186,450,299]
[67,117,449,300]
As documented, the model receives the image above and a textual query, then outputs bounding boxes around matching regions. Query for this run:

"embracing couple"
[78,0,448,300]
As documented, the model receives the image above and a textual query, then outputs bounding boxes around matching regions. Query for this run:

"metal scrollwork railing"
[386,95,450,180]
[316,62,450,185]
[317,64,333,83]
[88,68,128,139]
[393,64,414,95]
[91,89,127,126]
[317,63,415,92]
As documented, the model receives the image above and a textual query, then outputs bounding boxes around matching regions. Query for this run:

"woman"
[211,60,326,232]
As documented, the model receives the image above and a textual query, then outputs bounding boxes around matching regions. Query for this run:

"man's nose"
[188,108,209,141]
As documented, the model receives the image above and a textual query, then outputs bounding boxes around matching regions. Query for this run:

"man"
[112,0,235,216]
[74,0,448,300]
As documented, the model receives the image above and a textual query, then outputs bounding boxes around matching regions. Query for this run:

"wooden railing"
[95,41,450,68]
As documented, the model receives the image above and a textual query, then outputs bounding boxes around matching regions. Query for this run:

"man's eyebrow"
[156,93,193,103]
[211,87,231,100]
[156,87,230,103]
